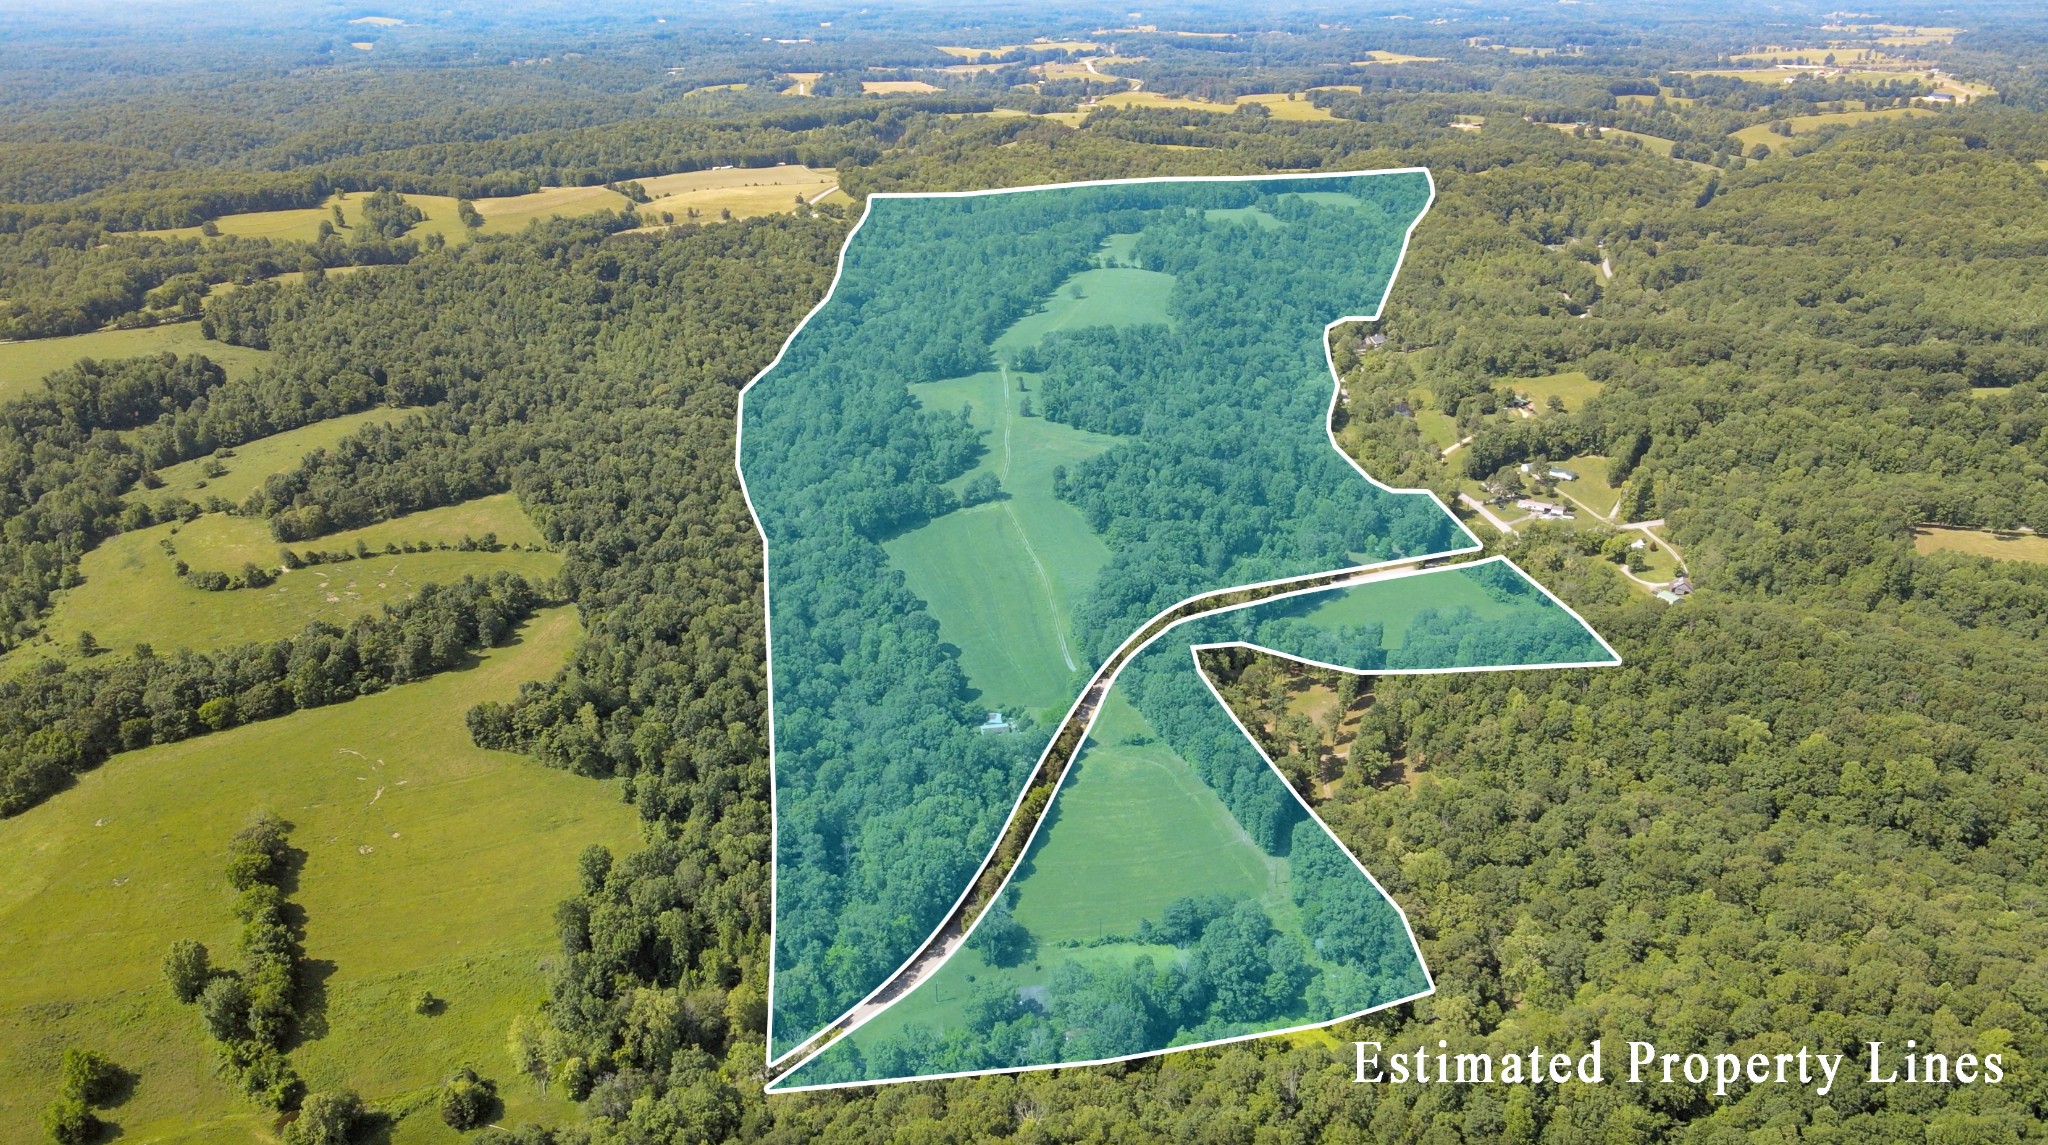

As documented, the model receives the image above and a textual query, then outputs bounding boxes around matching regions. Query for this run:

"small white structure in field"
[978,712,1014,734]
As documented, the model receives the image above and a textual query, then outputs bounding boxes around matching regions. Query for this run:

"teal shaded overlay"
[744,173,1477,1055]
[774,559,1613,1087]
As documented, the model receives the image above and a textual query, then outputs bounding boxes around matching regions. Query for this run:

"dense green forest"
[0,1,2046,1141]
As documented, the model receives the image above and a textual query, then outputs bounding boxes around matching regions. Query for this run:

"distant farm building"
[1518,462,1579,481]
[978,712,1015,734]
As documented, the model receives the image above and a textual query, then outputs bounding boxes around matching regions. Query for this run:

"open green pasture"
[992,267,1176,353]
[0,607,633,1143]
[151,192,472,247]
[0,324,272,405]
[1506,370,1603,414]
[887,368,1118,715]
[131,408,415,509]
[885,263,1174,715]
[1013,692,1280,942]
[16,496,555,665]
[1291,564,1518,649]
[1551,453,1622,520]
[1731,106,1933,152]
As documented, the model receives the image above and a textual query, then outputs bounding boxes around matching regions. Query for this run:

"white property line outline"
[765,554,1621,1092]
[735,168,1482,1067]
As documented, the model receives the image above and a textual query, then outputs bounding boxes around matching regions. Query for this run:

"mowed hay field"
[130,407,415,509]
[150,165,840,251]
[1914,525,2048,564]
[1233,93,1339,121]
[1014,692,1277,942]
[833,691,1277,1051]
[0,607,635,1144]
[884,263,1171,715]
[14,495,556,665]
[632,164,839,221]
[152,191,472,246]
[0,324,273,404]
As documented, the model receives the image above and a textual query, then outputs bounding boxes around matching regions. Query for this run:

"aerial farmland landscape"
[1,1,2046,1142]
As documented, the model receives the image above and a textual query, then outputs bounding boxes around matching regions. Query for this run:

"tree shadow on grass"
[286,958,336,1049]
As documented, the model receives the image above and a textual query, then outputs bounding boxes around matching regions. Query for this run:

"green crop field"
[883,266,1172,715]
[0,606,636,1143]
[131,408,416,509]
[0,324,272,403]
[1014,693,1280,942]
[12,496,557,666]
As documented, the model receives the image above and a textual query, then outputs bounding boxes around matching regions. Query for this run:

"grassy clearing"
[631,165,837,224]
[1731,106,1932,151]
[1632,532,1683,581]
[1687,66,1819,83]
[1296,565,1520,648]
[16,496,556,665]
[0,606,635,1144]
[1235,93,1338,121]
[150,192,471,247]
[1356,51,1441,64]
[130,408,414,509]
[882,263,1171,714]
[1551,454,1621,520]
[1545,122,1695,164]
[152,168,839,251]
[829,691,1277,1050]
[1914,525,2048,564]
[471,185,628,232]
[1732,47,1890,65]
[1508,370,1603,414]
[1405,387,1461,451]
[862,80,941,93]
[887,369,1119,716]
[937,41,1100,59]
[1095,90,1231,114]
[1017,692,1277,942]
[782,72,822,96]
[0,325,272,404]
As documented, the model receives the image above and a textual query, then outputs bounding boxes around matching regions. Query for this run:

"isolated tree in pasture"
[164,938,213,1002]
[281,1090,363,1145]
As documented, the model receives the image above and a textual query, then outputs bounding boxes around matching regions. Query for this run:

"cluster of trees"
[804,888,1394,1086]
[165,816,308,1110]
[0,572,541,815]
[354,188,423,240]
[38,1048,128,1145]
